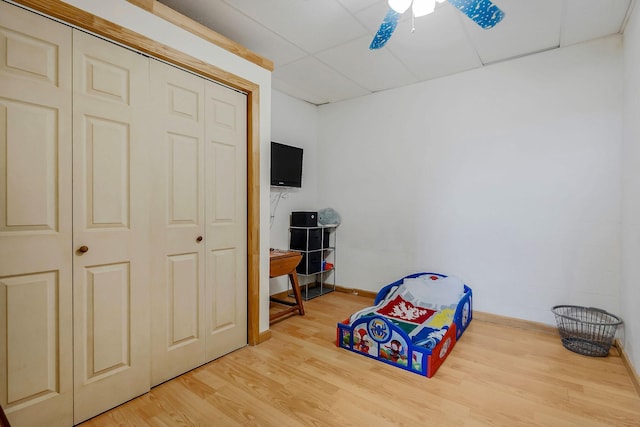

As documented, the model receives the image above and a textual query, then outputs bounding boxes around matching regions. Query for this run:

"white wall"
[269,91,319,293]
[62,0,274,332]
[622,2,640,376]
[316,36,623,326]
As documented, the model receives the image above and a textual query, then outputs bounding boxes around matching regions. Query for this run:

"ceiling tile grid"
[156,0,635,105]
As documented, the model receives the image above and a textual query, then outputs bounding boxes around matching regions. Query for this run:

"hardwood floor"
[80,292,640,426]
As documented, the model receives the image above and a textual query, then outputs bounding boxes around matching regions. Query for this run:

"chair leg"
[288,271,305,316]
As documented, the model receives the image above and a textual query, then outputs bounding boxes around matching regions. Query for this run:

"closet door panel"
[208,248,237,327]
[3,273,59,401]
[72,30,150,424]
[2,100,58,230]
[83,263,131,376]
[150,60,206,386]
[210,143,236,225]
[170,135,199,222]
[0,3,73,426]
[84,117,130,226]
[204,82,247,362]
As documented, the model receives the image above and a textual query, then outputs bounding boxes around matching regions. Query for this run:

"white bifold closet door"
[203,76,247,362]
[1,2,248,424]
[149,59,248,385]
[0,3,73,426]
[149,60,207,385]
[71,31,151,424]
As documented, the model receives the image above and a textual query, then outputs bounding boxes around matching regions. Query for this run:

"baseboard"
[472,312,639,397]
[472,311,559,335]
[614,339,640,397]
[334,285,377,299]
[256,330,271,344]
[332,285,559,336]
[269,289,291,300]
[271,284,379,300]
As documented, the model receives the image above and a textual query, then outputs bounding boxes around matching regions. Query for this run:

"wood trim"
[8,0,259,93]
[271,285,379,300]
[615,339,640,397]
[472,311,559,335]
[269,289,290,301]
[126,0,274,72]
[246,89,261,346]
[7,0,263,348]
[334,285,558,333]
[334,285,378,300]
[334,285,558,335]
[273,286,640,396]
[256,330,272,344]
[333,284,640,397]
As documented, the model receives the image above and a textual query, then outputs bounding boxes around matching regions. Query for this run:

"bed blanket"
[348,274,465,349]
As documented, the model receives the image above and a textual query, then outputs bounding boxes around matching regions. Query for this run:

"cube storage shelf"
[289,225,336,300]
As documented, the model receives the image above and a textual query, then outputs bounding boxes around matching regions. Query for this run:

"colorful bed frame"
[336,272,472,377]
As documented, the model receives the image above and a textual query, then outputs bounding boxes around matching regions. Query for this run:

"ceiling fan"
[370,0,505,49]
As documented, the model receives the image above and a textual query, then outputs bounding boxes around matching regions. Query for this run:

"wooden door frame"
[7,0,267,346]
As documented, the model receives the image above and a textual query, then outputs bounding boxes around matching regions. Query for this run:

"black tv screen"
[271,142,303,188]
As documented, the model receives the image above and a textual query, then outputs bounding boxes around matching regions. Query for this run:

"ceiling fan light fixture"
[372,0,504,50]
[388,0,412,13]
[412,0,436,17]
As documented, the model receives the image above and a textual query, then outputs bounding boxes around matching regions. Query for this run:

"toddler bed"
[336,272,472,377]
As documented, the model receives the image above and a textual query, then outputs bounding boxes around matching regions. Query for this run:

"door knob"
[78,245,89,253]
[196,236,203,242]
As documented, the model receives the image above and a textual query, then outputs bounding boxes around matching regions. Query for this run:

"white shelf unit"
[289,225,336,300]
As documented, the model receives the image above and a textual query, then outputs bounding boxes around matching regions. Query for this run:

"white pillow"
[402,275,465,307]
[431,275,465,296]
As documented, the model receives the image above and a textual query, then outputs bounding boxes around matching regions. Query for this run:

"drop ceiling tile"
[155,0,632,105]
[562,0,631,46]
[157,0,306,66]
[316,35,418,92]
[272,76,330,105]
[461,0,562,64]
[222,0,369,53]
[386,5,483,80]
[337,0,386,14]
[356,1,413,34]
[273,56,371,104]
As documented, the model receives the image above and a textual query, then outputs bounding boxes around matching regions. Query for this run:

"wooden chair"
[0,405,11,427]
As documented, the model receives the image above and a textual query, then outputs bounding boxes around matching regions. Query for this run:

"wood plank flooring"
[80,292,640,426]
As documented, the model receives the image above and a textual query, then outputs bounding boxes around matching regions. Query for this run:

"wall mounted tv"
[271,142,303,188]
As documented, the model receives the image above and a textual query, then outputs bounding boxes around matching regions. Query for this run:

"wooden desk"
[269,250,305,323]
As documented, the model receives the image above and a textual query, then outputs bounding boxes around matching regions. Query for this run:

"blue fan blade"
[369,8,401,50]
[447,0,505,29]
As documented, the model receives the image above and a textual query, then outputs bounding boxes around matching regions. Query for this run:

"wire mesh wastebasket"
[551,305,622,357]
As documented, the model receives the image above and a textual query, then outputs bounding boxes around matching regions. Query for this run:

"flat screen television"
[271,142,303,188]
